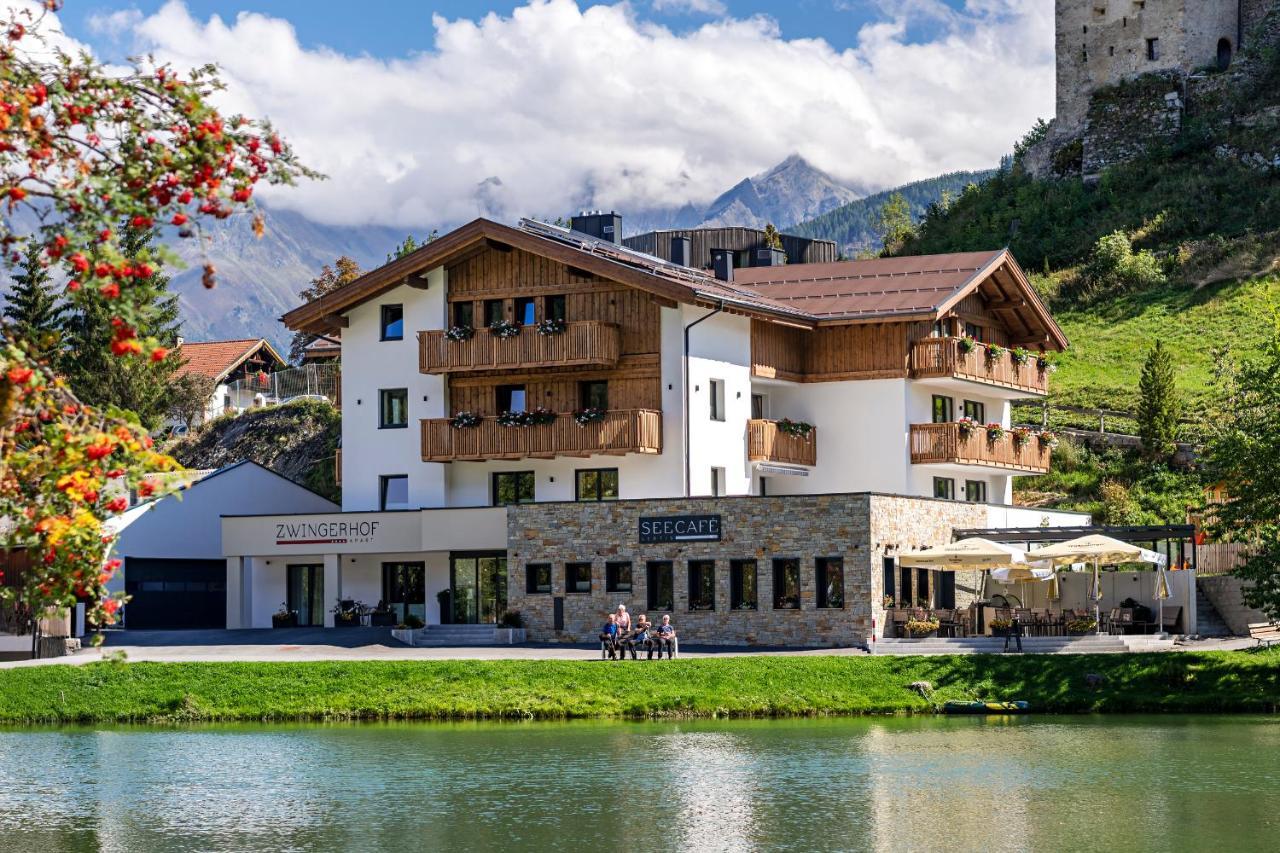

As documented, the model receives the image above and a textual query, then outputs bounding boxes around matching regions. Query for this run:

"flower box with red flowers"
[985,423,1006,441]
[956,416,980,439]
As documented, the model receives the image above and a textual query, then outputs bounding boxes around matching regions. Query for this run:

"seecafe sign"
[637,514,722,543]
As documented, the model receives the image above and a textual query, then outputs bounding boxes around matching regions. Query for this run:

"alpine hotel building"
[220,215,1087,645]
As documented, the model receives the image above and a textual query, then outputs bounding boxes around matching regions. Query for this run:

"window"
[730,560,757,610]
[484,299,505,327]
[965,480,988,503]
[937,572,956,609]
[576,468,619,502]
[882,557,896,605]
[1146,37,1159,61]
[933,477,955,500]
[515,297,536,326]
[452,301,474,329]
[916,569,930,607]
[772,558,800,609]
[750,393,766,420]
[932,320,946,338]
[932,395,954,424]
[963,400,986,423]
[964,322,982,342]
[757,476,768,497]
[381,562,425,623]
[816,557,844,609]
[491,471,534,506]
[899,565,913,606]
[379,388,408,428]
[606,562,632,593]
[379,475,409,510]
[646,561,674,611]
[709,379,725,421]
[565,562,592,594]
[579,380,609,410]
[544,294,567,322]
[711,467,725,497]
[525,563,552,595]
[496,384,527,413]
[688,560,715,611]
[380,304,404,341]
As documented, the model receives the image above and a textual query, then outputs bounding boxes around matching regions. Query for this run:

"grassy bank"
[1,651,1278,724]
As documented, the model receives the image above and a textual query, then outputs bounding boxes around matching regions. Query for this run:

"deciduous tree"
[288,257,362,363]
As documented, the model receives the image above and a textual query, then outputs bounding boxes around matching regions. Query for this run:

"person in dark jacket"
[599,614,620,660]
[623,614,652,660]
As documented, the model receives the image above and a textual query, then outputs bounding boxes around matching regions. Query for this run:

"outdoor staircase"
[872,634,1176,656]
[1194,587,1232,637]
[396,624,501,647]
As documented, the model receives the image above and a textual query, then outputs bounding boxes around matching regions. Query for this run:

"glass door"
[450,553,508,624]
[287,564,324,627]
[382,562,426,623]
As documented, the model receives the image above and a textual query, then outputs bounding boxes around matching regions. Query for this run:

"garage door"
[123,559,227,630]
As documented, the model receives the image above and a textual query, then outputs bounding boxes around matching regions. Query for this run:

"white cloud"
[87,8,144,39]
[652,0,728,15]
[98,0,1052,229]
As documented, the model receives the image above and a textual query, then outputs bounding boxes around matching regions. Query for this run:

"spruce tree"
[60,225,206,429]
[1137,339,1180,459]
[2,240,65,362]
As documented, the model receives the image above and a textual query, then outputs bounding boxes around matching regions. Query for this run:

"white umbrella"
[898,538,1028,570]
[1030,535,1164,635]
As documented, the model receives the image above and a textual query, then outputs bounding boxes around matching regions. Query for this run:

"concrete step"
[1194,586,1232,637]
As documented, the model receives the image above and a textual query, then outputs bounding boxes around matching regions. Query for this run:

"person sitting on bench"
[651,614,677,660]
[599,614,620,660]
[623,614,651,660]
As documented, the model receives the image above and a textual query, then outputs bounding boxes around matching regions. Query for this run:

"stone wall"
[1197,574,1270,635]
[506,494,876,647]
[1082,71,1185,179]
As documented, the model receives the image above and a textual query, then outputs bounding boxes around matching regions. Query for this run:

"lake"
[1,716,1277,852]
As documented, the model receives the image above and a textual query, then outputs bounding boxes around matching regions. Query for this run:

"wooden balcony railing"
[909,422,1051,474]
[910,338,1050,395]
[418,321,621,374]
[421,409,662,462]
[747,419,817,466]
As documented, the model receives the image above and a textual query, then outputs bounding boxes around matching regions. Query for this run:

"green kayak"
[940,700,1031,715]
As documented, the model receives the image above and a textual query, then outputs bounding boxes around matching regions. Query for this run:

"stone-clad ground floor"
[506,493,998,647]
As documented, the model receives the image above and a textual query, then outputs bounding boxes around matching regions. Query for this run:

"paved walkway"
[0,630,1258,668]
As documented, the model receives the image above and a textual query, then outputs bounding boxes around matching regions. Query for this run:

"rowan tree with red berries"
[0,2,316,640]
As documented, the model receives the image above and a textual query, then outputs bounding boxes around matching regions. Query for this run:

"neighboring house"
[176,338,288,425]
[621,219,838,269]
[106,462,337,630]
[301,335,341,364]
[215,213,1087,644]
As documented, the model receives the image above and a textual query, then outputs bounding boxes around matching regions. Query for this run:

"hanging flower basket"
[1010,347,1031,367]
[450,411,481,429]
[1011,426,1033,448]
[956,416,980,439]
[488,320,521,338]
[444,325,474,342]
[985,422,1006,441]
[985,344,1006,362]
[573,407,606,426]
[536,318,567,336]
[957,336,978,355]
[1037,355,1057,373]
[1039,430,1060,448]
[776,417,814,439]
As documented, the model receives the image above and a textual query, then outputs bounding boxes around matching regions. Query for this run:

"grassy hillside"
[789,170,993,254]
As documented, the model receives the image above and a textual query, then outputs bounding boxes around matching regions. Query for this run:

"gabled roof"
[176,339,287,384]
[280,218,1066,350]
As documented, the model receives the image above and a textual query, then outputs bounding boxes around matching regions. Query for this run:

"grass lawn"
[1,651,1277,724]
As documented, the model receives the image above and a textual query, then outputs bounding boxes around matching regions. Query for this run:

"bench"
[1248,622,1280,648]
[601,635,679,659]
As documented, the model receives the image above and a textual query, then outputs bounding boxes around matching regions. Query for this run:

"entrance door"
[382,562,426,623]
[450,553,508,624]
[287,564,324,627]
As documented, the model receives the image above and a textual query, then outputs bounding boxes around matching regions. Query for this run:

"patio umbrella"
[989,566,1056,584]
[1029,535,1163,635]
[898,538,1028,570]
[1047,572,1061,602]
[1154,564,1172,635]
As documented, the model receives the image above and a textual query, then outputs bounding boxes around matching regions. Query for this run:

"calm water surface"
[1,715,1278,852]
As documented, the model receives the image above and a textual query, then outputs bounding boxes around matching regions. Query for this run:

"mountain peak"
[699,154,863,230]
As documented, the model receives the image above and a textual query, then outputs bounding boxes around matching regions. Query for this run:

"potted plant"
[526,406,557,426]
[496,409,532,428]
[1066,616,1097,636]
[882,595,895,609]
[776,417,815,439]
[488,319,520,338]
[494,610,527,644]
[573,406,606,426]
[985,422,1006,441]
[271,603,297,629]
[536,317,567,336]
[989,617,1014,637]
[1011,426,1033,449]
[444,325,475,342]
[956,416,980,439]
[450,411,481,429]
[905,617,940,638]
[1036,354,1056,373]
[957,336,978,355]
[985,343,1006,363]
[332,599,362,628]
[368,601,396,627]
[1039,430,1060,449]
[402,614,424,630]
[1010,347,1031,367]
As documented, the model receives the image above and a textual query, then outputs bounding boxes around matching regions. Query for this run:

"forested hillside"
[789,170,993,254]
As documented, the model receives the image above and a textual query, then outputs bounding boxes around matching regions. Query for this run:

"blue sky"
[65,0,971,59]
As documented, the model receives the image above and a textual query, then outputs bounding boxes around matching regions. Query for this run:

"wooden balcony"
[910,338,1050,396]
[909,422,1051,474]
[418,321,621,374]
[421,409,662,462]
[748,419,817,466]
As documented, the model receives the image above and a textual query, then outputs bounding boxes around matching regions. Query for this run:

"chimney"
[571,210,622,244]
[670,235,692,268]
[711,249,734,283]
[752,247,786,267]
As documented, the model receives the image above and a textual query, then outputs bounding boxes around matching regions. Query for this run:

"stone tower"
[1054,1,1245,136]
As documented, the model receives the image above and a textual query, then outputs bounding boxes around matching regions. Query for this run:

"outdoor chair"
[1110,608,1135,635]
[1159,606,1182,635]
[933,609,957,638]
